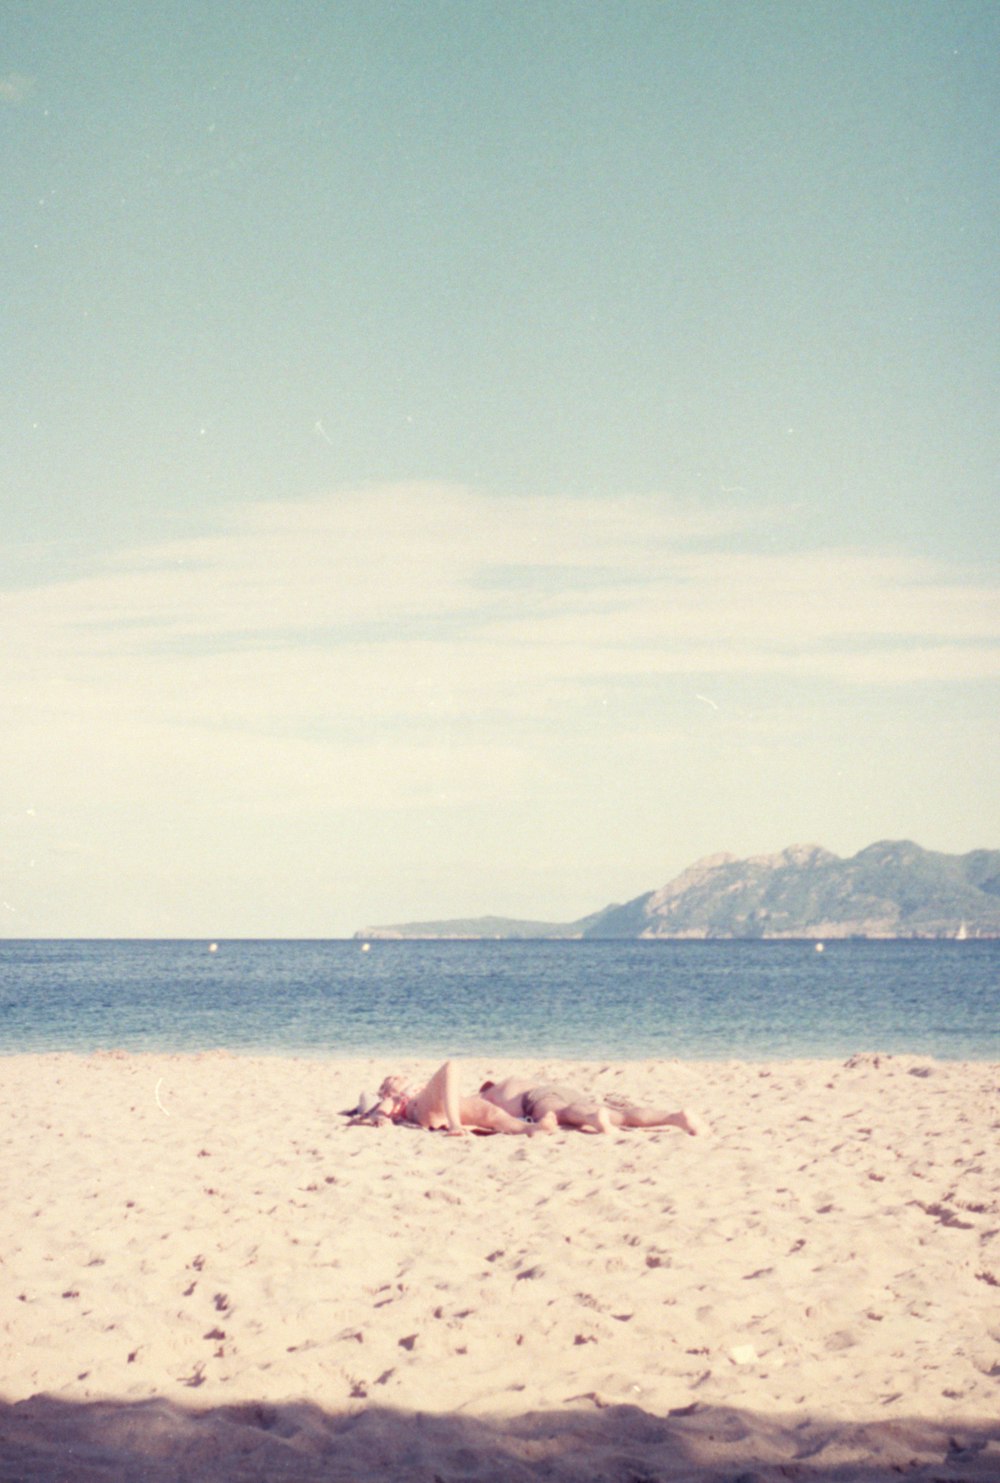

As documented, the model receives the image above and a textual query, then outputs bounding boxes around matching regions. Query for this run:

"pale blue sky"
[3,2,998,935]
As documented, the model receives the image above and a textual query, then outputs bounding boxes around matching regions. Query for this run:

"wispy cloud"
[6,485,999,737]
[0,73,34,105]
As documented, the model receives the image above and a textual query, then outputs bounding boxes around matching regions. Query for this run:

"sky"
[3,0,998,937]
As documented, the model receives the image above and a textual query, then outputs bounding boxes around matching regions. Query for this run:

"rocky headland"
[357,840,1000,940]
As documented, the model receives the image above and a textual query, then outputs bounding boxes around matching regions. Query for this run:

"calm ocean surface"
[0,938,996,1060]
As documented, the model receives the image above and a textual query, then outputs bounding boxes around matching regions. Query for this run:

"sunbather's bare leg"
[408,1060,463,1131]
[459,1095,550,1134]
[407,1063,545,1134]
[604,1104,705,1135]
[536,1095,703,1134]
[526,1093,607,1133]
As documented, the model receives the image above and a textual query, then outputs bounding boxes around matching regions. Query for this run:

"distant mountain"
[356,841,1000,940]
[355,914,582,940]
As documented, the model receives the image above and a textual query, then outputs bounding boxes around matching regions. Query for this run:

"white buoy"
[208,942,219,954]
[361,942,371,953]
[814,941,824,953]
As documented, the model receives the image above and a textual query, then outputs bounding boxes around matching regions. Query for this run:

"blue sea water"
[0,938,996,1060]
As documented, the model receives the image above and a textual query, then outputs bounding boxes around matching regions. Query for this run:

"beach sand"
[1,1052,998,1481]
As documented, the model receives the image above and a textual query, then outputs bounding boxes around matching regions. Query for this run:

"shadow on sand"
[1,1394,999,1482]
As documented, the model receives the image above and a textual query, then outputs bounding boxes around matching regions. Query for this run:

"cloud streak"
[6,485,998,718]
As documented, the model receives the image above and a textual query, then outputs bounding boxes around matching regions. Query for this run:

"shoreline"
[2,1052,998,1479]
[4,1045,1000,1064]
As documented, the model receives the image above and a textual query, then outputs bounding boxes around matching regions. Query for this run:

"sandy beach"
[1,1051,998,1481]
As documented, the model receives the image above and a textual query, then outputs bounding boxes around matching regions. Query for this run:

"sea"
[0,938,996,1061]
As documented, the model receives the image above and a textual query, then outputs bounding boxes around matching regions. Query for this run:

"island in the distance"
[356,840,1000,940]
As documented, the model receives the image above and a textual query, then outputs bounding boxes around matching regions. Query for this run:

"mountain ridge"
[356,840,1000,940]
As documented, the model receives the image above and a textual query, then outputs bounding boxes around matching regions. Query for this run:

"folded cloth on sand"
[342,1090,381,1117]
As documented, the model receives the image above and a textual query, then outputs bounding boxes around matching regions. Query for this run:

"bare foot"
[595,1107,615,1134]
[533,1111,559,1134]
[673,1108,707,1136]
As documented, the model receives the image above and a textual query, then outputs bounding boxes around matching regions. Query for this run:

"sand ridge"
[1,1052,998,1480]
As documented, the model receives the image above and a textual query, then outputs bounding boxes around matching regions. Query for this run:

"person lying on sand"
[478,1075,705,1135]
[350,1060,546,1136]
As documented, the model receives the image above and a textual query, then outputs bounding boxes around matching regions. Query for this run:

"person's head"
[379,1074,407,1099]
